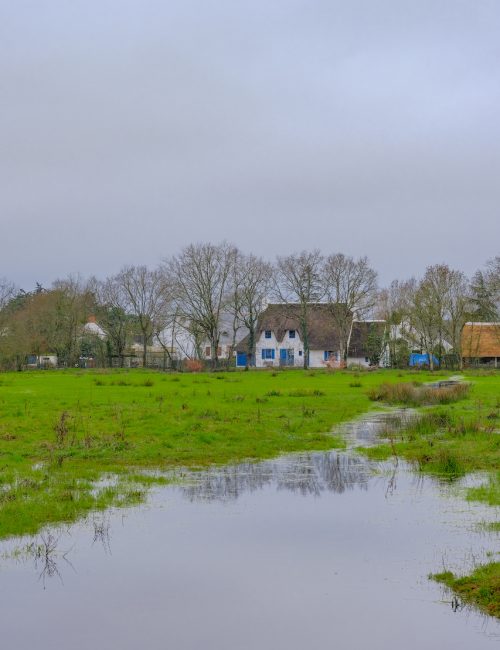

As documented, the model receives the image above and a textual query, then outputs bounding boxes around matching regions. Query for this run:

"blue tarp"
[409,353,440,367]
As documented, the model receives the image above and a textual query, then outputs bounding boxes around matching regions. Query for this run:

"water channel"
[0,412,499,648]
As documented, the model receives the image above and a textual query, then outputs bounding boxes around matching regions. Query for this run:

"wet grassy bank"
[361,372,500,618]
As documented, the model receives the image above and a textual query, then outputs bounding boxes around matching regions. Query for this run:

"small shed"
[462,322,500,366]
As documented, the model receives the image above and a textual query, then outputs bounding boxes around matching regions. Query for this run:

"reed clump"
[368,381,470,406]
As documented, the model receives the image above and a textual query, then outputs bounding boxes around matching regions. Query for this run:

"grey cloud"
[1,1,499,288]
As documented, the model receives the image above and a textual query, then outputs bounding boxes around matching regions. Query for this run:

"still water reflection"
[181,452,370,502]
[0,415,499,649]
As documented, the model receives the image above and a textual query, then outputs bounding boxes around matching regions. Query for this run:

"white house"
[235,304,390,369]
[201,313,246,364]
[235,304,344,368]
[82,314,106,339]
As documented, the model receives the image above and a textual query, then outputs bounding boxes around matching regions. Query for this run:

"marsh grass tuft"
[366,406,499,480]
[467,472,500,506]
[431,563,500,619]
[368,381,470,406]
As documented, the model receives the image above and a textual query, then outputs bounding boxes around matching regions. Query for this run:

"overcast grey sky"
[1,0,499,289]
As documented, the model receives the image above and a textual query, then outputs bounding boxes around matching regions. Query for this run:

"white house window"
[289,330,296,339]
[298,350,303,356]
[261,348,275,360]
[265,330,272,339]
[324,351,334,361]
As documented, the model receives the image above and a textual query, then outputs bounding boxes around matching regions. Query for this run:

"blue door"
[280,349,287,362]
[236,352,247,367]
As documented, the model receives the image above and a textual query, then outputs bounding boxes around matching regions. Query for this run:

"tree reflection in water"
[180,451,371,503]
[178,411,420,503]
[92,515,112,554]
[25,533,75,589]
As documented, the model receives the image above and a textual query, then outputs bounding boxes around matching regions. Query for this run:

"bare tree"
[274,250,324,369]
[409,265,451,371]
[91,276,133,367]
[166,242,238,369]
[408,265,473,370]
[324,254,378,362]
[116,265,170,367]
[442,268,472,369]
[151,276,181,370]
[0,278,16,312]
[376,278,417,367]
[47,275,96,366]
[231,253,273,367]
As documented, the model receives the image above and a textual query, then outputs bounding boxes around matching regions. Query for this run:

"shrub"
[184,359,204,373]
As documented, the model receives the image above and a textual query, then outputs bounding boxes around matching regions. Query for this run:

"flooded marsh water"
[0,413,499,649]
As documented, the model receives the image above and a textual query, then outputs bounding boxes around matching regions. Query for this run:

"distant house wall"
[308,350,326,367]
[347,355,370,368]
[203,343,233,361]
[26,354,58,369]
[254,332,342,369]
[256,329,304,367]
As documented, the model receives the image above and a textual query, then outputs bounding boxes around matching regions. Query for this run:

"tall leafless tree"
[231,253,273,367]
[376,278,417,367]
[166,242,238,369]
[116,265,170,367]
[409,265,452,370]
[0,278,16,312]
[324,254,378,362]
[274,250,324,369]
[49,275,96,366]
[90,276,133,367]
[441,267,472,369]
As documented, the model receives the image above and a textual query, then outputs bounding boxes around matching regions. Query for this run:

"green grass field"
[0,366,424,539]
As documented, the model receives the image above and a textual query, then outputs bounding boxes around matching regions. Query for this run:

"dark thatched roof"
[348,320,386,358]
[235,303,349,352]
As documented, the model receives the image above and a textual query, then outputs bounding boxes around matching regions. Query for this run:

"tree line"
[0,244,498,370]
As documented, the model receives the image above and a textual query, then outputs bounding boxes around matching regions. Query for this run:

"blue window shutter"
[262,350,265,360]
[324,351,327,361]
[271,349,275,359]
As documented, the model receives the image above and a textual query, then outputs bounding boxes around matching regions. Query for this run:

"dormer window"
[289,330,296,339]
[265,330,272,339]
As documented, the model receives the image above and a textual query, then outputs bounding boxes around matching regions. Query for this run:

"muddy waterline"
[0,412,498,649]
